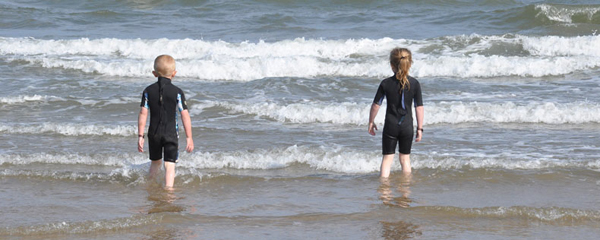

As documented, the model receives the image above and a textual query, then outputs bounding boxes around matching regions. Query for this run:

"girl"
[368,48,424,177]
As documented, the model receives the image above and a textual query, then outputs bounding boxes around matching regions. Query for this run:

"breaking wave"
[2,34,599,81]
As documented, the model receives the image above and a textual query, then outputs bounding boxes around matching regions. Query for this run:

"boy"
[138,55,194,189]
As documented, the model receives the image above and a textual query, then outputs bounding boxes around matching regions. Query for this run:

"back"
[373,76,423,126]
[140,77,188,137]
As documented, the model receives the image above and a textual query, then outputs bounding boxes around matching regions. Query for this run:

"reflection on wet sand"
[144,227,182,240]
[146,184,185,214]
[378,173,413,208]
[380,220,422,240]
[141,223,197,240]
[378,174,421,239]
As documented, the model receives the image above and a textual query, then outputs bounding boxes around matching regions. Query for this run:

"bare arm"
[180,109,194,152]
[415,106,424,142]
[137,107,148,152]
[368,102,380,136]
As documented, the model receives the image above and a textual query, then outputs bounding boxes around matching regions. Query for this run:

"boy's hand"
[368,122,378,136]
[138,137,144,152]
[185,137,194,153]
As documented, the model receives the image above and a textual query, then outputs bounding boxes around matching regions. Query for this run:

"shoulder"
[144,82,158,91]
[380,76,396,86]
[172,84,185,94]
[408,75,419,83]
[408,76,420,87]
[383,76,396,83]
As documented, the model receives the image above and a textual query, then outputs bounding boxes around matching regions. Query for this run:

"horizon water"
[1,0,600,239]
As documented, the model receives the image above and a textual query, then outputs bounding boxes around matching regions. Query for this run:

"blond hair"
[389,48,413,91]
[153,55,176,77]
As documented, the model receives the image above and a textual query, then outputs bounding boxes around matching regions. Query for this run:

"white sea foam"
[416,54,598,78]
[535,4,600,23]
[0,95,59,104]
[1,215,162,235]
[522,35,600,57]
[425,206,600,222]
[0,123,136,136]
[3,146,599,174]
[0,95,138,107]
[179,145,382,173]
[0,152,145,167]
[0,168,147,184]
[416,34,600,78]
[205,101,385,125]
[427,101,600,124]
[2,35,599,80]
[196,100,600,125]
[177,147,600,173]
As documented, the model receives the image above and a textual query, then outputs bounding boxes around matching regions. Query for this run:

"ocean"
[1,0,600,239]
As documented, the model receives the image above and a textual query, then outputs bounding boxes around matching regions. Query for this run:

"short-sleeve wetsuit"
[373,75,423,155]
[140,76,188,163]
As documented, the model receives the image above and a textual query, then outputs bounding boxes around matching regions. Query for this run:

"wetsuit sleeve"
[140,90,149,108]
[373,83,385,106]
[413,81,423,107]
[177,90,188,112]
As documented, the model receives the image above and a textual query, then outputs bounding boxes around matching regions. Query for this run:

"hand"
[368,122,378,136]
[185,137,194,153]
[415,129,422,142]
[138,137,144,152]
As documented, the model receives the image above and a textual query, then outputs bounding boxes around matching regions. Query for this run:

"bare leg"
[380,154,395,178]
[399,153,411,173]
[149,160,163,181]
[164,161,176,189]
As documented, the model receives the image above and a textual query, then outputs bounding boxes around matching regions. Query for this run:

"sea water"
[1,0,600,239]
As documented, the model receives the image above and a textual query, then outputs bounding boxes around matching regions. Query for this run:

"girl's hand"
[415,129,423,142]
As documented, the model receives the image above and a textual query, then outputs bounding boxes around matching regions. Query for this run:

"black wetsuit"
[140,77,188,162]
[373,75,423,155]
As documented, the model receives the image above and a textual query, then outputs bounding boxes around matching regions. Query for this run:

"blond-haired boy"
[138,55,194,188]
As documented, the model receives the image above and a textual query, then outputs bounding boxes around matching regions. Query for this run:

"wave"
[0,95,61,104]
[0,123,136,136]
[3,100,597,139]
[2,35,599,80]
[196,101,384,125]
[0,215,162,236]
[2,147,599,177]
[0,152,145,166]
[0,94,140,108]
[412,155,600,170]
[426,101,600,124]
[0,168,147,184]
[193,100,600,125]
[534,4,600,24]
[421,206,600,223]
[179,146,600,173]
[0,146,382,173]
